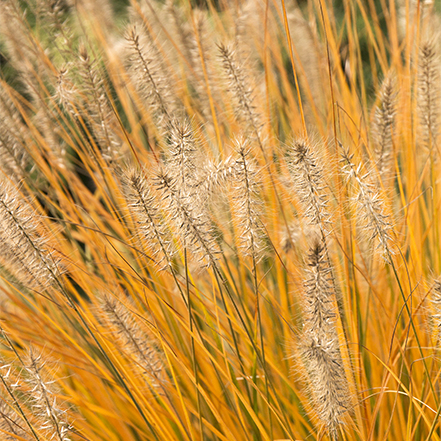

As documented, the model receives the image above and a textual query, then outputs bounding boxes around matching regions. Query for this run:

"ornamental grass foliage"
[0,0,440,440]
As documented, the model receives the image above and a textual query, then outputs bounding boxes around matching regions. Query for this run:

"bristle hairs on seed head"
[231,138,265,259]
[24,349,73,441]
[418,39,440,149]
[298,234,351,439]
[77,43,121,161]
[340,144,395,262]
[218,42,261,138]
[195,155,237,203]
[124,24,175,130]
[100,293,164,388]
[300,329,351,439]
[56,65,78,117]
[373,74,397,178]
[122,168,175,270]
[302,232,335,332]
[155,169,218,267]
[288,138,330,233]
[0,401,29,440]
[0,180,63,290]
[166,117,198,193]
[430,277,441,348]
[0,83,29,181]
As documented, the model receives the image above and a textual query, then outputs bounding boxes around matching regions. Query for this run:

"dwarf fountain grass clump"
[0,0,441,440]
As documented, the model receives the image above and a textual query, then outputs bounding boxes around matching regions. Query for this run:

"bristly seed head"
[418,41,440,149]
[340,144,394,262]
[101,294,164,388]
[154,169,218,267]
[373,75,397,178]
[231,138,265,259]
[299,235,350,439]
[218,43,261,137]
[0,401,29,440]
[288,139,330,232]
[122,168,175,269]
[166,117,198,194]
[24,350,73,441]
[430,277,441,348]
[0,181,63,290]
[125,25,175,129]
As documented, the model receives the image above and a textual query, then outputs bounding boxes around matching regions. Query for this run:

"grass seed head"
[101,294,164,388]
[418,40,440,149]
[288,139,330,232]
[373,75,397,178]
[0,181,63,290]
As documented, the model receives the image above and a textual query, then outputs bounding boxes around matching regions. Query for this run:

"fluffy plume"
[0,0,53,106]
[77,44,121,161]
[122,168,175,269]
[66,0,114,34]
[231,139,265,259]
[194,156,236,203]
[167,4,216,120]
[155,170,218,266]
[24,351,72,441]
[56,65,78,117]
[341,146,394,261]
[166,118,198,193]
[0,181,62,290]
[299,235,350,439]
[430,277,441,347]
[0,401,29,440]
[373,75,397,177]
[218,43,261,137]
[288,139,330,231]
[418,41,440,149]
[166,0,195,63]
[0,358,34,440]
[35,0,72,46]
[0,1,39,76]
[101,295,164,387]
[0,84,29,180]
[125,25,175,129]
